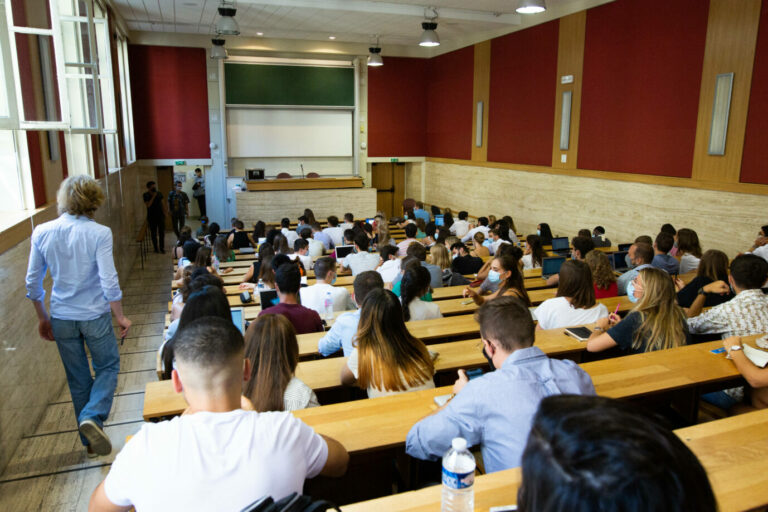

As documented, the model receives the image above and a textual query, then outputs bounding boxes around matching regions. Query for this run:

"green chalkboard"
[225,63,354,107]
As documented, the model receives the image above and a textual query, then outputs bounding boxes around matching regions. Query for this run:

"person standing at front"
[143,181,168,254]
[192,167,206,217]
[167,180,189,238]
[25,176,131,457]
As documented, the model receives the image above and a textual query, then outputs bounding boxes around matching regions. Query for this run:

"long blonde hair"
[430,243,451,270]
[57,175,104,217]
[377,222,392,246]
[631,268,688,352]
[355,289,433,392]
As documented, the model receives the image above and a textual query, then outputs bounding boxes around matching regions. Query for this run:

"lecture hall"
[2,0,768,510]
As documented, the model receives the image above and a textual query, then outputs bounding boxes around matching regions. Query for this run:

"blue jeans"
[50,313,120,446]
[702,390,739,411]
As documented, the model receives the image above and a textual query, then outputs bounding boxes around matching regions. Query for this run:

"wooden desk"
[245,177,363,191]
[344,409,768,512]
[143,326,588,421]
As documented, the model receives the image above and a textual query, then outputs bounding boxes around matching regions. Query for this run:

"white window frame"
[0,0,18,129]
[116,30,134,163]
[4,0,69,131]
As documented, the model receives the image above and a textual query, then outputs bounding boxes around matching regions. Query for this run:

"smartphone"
[461,299,474,305]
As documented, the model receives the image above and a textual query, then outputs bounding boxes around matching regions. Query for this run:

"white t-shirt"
[679,253,700,274]
[300,282,355,315]
[307,239,324,260]
[522,253,541,270]
[322,226,345,248]
[284,377,320,411]
[534,296,609,330]
[461,225,490,243]
[346,348,435,398]
[489,238,511,256]
[406,298,443,321]
[103,410,328,510]
[295,253,313,272]
[281,228,299,248]
[449,219,470,238]
[342,252,381,275]
[378,258,401,283]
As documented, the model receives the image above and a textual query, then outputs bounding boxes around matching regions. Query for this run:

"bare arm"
[88,482,132,512]
[340,363,356,387]
[724,337,768,388]
[319,435,350,477]
[32,300,54,341]
[687,280,729,318]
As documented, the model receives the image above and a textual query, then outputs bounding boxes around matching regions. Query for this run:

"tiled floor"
[0,242,173,511]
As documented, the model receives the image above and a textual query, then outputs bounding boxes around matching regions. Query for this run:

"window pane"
[60,20,92,64]
[66,75,97,128]
[15,33,62,122]
[0,130,24,210]
[10,0,51,29]
[0,35,9,118]
[66,131,91,175]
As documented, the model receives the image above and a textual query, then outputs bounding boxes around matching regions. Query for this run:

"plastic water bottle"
[441,437,475,512]
[323,291,334,320]
[257,278,264,290]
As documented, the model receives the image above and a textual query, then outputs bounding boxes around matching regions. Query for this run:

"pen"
[613,304,620,316]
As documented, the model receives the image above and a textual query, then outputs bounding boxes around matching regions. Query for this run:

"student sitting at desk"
[652,231,680,274]
[487,228,510,256]
[300,226,323,260]
[407,242,443,289]
[323,216,345,248]
[587,267,689,355]
[616,242,654,296]
[90,318,348,511]
[292,239,313,271]
[522,234,544,270]
[401,266,442,322]
[245,314,319,411]
[376,245,401,284]
[591,225,612,248]
[451,242,484,276]
[586,250,618,298]
[258,263,323,335]
[429,243,460,287]
[341,289,435,398]
[280,217,299,247]
[413,201,431,224]
[405,297,595,473]
[311,222,332,251]
[449,211,470,238]
[675,250,732,309]
[537,222,553,246]
[300,257,355,315]
[745,224,768,262]
[465,253,531,307]
[228,219,252,250]
[470,232,490,259]
[423,221,438,248]
[461,216,490,244]
[397,224,422,257]
[676,228,702,274]
[517,395,716,512]
[341,233,380,275]
[535,260,609,330]
[318,271,383,357]
[340,212,355,231]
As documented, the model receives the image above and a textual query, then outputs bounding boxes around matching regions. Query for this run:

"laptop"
[365,218,375,225]
[230,307,245,335]
[551,237,570,255]
[618,243,632,252]
[541,256,566,279]
[610,251,629,272]
[335,245,355,259]
[434,214,445,227]
[258,289,279,309]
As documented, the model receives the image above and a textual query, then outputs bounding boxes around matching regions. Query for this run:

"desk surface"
[344,408,768,512]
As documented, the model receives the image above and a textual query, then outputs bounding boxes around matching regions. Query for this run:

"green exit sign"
[390,158,399,163]
[175,160,186,166]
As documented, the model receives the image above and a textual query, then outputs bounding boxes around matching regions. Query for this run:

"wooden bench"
[344,408,768,512]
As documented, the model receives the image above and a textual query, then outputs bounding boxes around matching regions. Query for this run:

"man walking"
[167,180,189,238]
[143,181,168,253]
[192,167,206,217]
[26,176,131,457]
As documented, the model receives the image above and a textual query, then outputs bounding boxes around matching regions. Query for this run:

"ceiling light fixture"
[419,7,440,47]
[328,35,336,40]
[256,32,263,36]
[216,3,240,35]
[516,0,546,14]
[211,38,228,59]
[368,35,383,67]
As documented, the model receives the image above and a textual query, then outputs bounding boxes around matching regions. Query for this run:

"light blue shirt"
[413,208,431,224]
[318,309,360,357]
[652,253,680,274]
[405,346,595,473]
[313,231,332,250]
[616,263,653,295]
[26,213,122,321]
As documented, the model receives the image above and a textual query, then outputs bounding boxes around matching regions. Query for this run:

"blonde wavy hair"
[630,267,688,352]
[585,250,617,290]
[57,175,104,217]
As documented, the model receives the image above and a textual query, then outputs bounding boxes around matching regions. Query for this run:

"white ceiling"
[112,0,596,48]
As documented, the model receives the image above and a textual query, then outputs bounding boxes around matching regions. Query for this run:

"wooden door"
[157,166,174,230]
[371,163,406,218]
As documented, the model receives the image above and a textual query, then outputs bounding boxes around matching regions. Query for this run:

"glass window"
[0,129,25,210]
[0,0,18,127]
[116,34,133,163]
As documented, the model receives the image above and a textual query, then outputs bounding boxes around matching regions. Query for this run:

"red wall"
[487,20,559,166]
[128,45,210,160]
[741,1,768,184]
[367,57,427,157]
[425,46,474,159]
[577,0,709,177]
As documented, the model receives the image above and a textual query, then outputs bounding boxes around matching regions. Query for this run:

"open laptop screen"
[335,245,355,259]
[230,308,245,335]
[434,214,444,227]
[542,256,566,277]
[551,237,570,252]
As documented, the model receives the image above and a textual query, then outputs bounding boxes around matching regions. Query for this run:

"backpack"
[240,493,339,512]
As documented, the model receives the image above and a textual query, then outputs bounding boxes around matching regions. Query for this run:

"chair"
[276,172,292,179]
[306,172,320,178]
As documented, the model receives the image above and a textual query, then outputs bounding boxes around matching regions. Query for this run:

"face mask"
[487,270,501,283]
[536,229,541,236]
[452,253,458,260]
[404,214,408,220]
[627,280,639,303]
[482,346,496,371]
[330,275,337,285]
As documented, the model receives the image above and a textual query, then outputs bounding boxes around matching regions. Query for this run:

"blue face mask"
[626,280,639,303]
[537,229,541,236]
[330,275,337,285]
[487,270,501,283]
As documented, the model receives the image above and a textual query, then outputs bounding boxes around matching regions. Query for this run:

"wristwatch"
[697,287,707,295]
[727,344,743,358]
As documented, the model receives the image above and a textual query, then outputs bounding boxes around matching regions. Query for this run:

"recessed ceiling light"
[256,32,263,36]
[328,36,336,40]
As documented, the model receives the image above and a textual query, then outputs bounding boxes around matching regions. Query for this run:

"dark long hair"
[526,234,544,267]
[556,259,596,310]
[496,253,531,306]
[538,223,553,246]
[252,220,266,241]
[243,314,299,412]
[400,265,432,321]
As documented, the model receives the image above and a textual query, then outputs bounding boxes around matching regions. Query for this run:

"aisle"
[0,241,173,511]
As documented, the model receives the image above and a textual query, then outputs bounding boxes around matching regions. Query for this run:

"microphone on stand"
[300,164,305,179]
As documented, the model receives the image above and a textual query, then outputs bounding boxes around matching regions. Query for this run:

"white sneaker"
[79,419,112,456]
